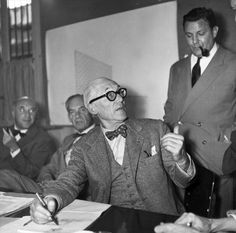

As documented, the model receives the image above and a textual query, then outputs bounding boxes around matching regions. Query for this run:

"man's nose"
[74,110,82,118]
[116,93,124,102]
[23,110,32,119]
[192,34,199,45]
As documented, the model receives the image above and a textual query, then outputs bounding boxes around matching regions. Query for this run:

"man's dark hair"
[65,94,83,112]
[183,7,217,29]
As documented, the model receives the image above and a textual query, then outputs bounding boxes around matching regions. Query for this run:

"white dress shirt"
[191,43,218,75]
[102,127,126,165]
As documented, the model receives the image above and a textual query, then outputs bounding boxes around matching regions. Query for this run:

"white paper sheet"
[0,199,110,233]
[0,192,34,217]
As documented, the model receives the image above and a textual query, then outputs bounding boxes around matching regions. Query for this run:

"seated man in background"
[30,77,195,224]
[154,211,236,233]
[0,94,95,194]
[0,96,56,184]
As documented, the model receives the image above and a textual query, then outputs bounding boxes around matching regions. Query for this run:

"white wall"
[46,1,178,125]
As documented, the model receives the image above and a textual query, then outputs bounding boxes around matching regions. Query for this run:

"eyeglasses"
[89,88,127,104]
[17,106,37,115]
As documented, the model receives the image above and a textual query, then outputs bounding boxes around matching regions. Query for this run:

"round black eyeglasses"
[89,88,127,104]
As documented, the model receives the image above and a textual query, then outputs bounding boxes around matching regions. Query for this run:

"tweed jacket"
[0,124,56,180]
[164,46,236,175]
[44,119,195,216]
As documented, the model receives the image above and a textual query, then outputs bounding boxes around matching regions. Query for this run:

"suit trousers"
[184,163,234,218]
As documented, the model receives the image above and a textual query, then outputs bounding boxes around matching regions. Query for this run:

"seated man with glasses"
[30,77,196,224]
[0,96,56,184]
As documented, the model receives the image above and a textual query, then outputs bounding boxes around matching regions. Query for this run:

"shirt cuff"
[176,153,196,177]
[227,210,236,220]
[10,148,21,158]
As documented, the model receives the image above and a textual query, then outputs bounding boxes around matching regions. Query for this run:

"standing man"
[0,94,95,194]
[0,96,56,181]
[164,7,236,217]
[30,77,195,224]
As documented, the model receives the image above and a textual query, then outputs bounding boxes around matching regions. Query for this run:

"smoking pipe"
[199,46,209,57]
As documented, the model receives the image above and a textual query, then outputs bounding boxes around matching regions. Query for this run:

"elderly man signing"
[30,77,195,224]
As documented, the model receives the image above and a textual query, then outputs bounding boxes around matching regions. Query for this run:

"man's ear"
[11,108,15,120]
[212,26,219,38]
[88,104,97,115]
[68,114,72,124]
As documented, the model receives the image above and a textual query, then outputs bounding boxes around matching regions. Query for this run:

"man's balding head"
[83,77,117,109]
[83,77,127,129]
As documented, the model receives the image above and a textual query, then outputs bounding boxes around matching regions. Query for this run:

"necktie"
[105,124,127,140]
[192,57,202,87]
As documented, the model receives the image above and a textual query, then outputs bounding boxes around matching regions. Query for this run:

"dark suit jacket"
[0,133,83,193]
[164,46,236,175]
[223,130,236,175]
[37,134,77,183]
[44,119,195,216]
[0,124,56,180]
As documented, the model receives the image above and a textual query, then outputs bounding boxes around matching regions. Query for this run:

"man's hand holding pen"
[30,193,59,225]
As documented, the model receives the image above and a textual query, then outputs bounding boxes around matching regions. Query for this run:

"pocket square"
[151,145,157,156]
[144,145,157,157]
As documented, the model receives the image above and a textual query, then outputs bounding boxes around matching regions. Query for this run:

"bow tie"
[11,129,26,137]
[105,124,127,140]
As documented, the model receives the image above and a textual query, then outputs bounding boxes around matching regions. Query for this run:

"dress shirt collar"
[14,125,28,134]
[73,124,96,144]
[78,123,95,135]
[191,43,218,74]
[101,124,126,165]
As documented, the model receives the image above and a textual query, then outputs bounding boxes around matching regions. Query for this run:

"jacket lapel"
[17,124,38,146]
[181,46,225,116]
[85,128,111,185]
[62,134,78,153]
[126,120,144,179]
[174,57,192,121]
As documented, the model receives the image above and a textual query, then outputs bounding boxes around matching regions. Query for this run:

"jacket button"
[197,122,202,127]
[202,140,207,145]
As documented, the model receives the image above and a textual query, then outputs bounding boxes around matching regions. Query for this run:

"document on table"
[0,199,110,233]
[0,192,34,217]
